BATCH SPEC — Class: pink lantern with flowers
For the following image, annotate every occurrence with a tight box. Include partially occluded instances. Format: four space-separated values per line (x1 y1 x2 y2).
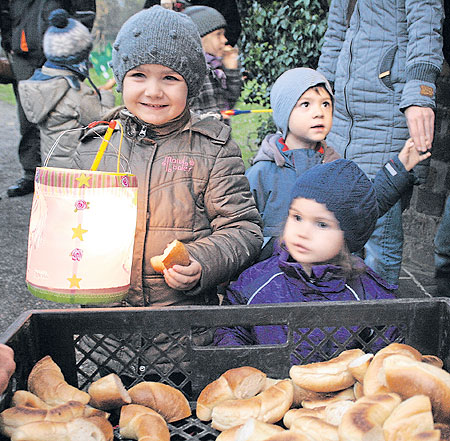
26 120 138 304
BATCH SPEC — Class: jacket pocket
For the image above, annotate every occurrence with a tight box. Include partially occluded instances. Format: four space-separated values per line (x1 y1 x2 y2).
378 45 398 92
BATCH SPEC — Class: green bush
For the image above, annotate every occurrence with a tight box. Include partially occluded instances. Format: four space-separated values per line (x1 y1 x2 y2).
237 0 329 142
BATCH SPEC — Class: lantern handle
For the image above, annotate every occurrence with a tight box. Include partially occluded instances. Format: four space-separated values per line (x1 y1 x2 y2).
90 120 117 171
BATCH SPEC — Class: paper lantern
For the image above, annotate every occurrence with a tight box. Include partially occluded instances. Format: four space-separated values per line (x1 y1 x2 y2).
26 166 138 304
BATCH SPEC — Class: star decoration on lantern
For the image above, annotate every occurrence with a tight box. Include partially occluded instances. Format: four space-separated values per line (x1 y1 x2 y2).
76 173 91 188
72 224 88 241
67 274 82 288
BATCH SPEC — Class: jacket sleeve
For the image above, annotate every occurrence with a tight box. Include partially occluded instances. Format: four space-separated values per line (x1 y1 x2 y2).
373 156 416 218
77 89 116 126
214 285 258 347
245 163 268 219
399 0 444 111
184 139 263 296
317 0 347 85
71 0 96 30
222 67 243 109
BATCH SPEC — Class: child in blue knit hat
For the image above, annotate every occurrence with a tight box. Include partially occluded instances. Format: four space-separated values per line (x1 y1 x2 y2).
246 67 431 260
18 9 115 169
215 159 406 363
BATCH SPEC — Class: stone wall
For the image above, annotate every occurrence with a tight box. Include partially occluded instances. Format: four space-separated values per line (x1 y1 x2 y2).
402 62 450 272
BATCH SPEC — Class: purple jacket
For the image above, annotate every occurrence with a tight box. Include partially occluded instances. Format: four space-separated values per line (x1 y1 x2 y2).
214 245 398 364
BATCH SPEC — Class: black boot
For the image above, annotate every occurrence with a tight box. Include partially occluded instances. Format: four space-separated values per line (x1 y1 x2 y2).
7 176 35 197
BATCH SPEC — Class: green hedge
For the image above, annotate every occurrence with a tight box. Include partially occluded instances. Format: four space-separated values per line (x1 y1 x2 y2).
238 0 328 108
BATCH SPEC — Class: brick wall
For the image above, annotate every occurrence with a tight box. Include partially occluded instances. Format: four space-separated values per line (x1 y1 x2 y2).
402 62 450 272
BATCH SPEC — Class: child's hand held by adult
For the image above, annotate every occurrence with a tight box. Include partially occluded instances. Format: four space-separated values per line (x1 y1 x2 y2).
164 259 202 291
398 137 432 172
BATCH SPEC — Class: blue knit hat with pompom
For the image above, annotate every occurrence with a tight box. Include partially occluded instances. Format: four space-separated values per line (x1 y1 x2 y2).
43 9 93 66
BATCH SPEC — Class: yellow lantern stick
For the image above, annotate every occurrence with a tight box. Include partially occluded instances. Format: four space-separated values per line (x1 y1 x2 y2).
221 109 273 116
90 120 117 171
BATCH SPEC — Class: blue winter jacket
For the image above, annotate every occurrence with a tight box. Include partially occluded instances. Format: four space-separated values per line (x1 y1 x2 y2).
318 0 444 180
246 134 417 241
214 245 398 364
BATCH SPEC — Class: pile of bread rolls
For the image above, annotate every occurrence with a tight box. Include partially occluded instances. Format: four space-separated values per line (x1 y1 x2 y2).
195 344 450 441
0 355 191 441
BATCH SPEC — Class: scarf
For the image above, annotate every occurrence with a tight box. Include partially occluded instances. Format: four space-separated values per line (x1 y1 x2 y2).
204 52 227 89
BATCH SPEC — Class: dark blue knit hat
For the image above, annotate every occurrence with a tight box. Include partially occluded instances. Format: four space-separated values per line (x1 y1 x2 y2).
290 159 378 253
43 9 93 65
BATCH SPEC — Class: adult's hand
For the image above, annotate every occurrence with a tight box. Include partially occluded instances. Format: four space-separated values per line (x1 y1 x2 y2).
0 344 15 394
404 106 435 152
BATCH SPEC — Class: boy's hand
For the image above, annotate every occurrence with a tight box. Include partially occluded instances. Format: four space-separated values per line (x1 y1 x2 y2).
163 258 202 291
222 45 239 69
398 138 431 172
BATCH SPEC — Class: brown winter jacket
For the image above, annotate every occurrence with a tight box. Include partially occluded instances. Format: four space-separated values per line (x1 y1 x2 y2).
72 109 263 307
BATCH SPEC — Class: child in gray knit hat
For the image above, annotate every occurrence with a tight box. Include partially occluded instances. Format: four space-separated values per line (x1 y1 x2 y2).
184 5 242 123
18 9 115 169
71 5 262 309
246 67 431 261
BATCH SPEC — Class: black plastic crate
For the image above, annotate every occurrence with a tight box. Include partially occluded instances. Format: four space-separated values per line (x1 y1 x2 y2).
1 298 450 440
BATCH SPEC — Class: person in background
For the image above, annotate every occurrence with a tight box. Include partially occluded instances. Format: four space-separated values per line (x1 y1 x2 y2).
0 0 96 197
184 5 242 123
215 160 400 364
0 344 15 394
143 0 241 46
317 0 444 285
18 9 114 169
246 67 431 261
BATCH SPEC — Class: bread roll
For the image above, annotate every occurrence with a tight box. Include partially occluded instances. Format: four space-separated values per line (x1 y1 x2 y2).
338 393 402 441
128 381 191 422
150 240 190 273
408 431 441 441
347 353 373 383
211 379 293 431
11 391 51 409
236 418 285 441
265 432 311 441
301 387 354 409
88 373 131 410
353 381 364 400
383 354 450 422
119 404 169 441
196 366 267 421
434 423 450 441
289 349 364 392
383 395 434 441
0 401 86 437
362 343 422 396
290 416 339 441
324 400 355 426
10 416 113 441
283 407 326 429
27 356 90 406
422 354 444 368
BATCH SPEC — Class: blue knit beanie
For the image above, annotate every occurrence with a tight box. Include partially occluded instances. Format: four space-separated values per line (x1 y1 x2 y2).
184 6 227 37
43 9 93 66
111 5 206 98
270 68 334 138
290 159 378 253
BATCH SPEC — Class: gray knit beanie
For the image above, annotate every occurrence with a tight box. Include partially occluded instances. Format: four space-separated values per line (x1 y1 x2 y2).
111 5 206 98
43 9 93 65
183 6 227 37
270 67 334 138
290 159 378 253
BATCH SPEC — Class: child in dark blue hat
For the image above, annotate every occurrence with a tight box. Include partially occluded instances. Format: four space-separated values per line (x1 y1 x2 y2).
215 159 416 363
